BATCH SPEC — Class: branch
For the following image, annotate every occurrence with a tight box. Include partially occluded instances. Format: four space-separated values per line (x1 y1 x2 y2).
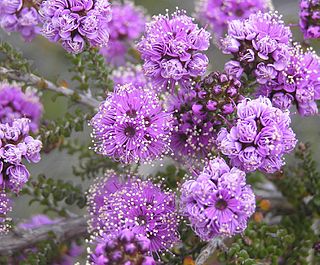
0 67 100 109
0 216 87 256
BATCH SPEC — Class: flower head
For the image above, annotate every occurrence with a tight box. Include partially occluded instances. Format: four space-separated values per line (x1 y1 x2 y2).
112 64 149 89
0 83 43 132
196 0 271 37
87 175 179 252
89 229 156 265
137 10 210 91
39 0 111 53
168 71 243 164
0 118 42 193
180 157 255 240
0 0 40 41
258 45 320 116
217 97 297 173
100 1 146 66
90 84 172 164
299 0 320 39
222 12 292 85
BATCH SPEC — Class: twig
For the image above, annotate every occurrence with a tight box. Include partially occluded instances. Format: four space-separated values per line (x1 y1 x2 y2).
195 237 225 265
0 67 100 109
0 216 87 256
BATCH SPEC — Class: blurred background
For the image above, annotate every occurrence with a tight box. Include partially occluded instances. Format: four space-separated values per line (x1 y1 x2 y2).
0 0 319 246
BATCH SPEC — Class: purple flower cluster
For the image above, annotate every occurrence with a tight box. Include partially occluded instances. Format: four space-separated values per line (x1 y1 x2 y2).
300 0 320 39
0 118 42 193
168 71 243 164
89 229 156 265
90 84 172 164
180 157 255 240
258 46 320 116
196 0 270 37
217 97 297 173
100 1 146 66
39 0 112 54
87 174 179 252
222 12 292 85
0 83 43 132
0 0 41 41
137 10 210 91
18 214 83 265
112 64 149 89
0 191 12 234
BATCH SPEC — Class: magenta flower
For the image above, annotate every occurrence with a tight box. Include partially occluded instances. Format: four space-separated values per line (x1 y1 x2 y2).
0 118 42 193
217 97 297 173
0 0 40 42
180 157 255 240
39 0 111 53
137 10 210 91
300 0 320 39
222 12 292 86
196 0 270 37
100 1 146 66
90 84 172 164
168 71 243 165
89 229 156 265
257 46 320 117
87 176 179 252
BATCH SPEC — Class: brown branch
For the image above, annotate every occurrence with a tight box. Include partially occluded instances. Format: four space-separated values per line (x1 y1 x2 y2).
0 66 100 109
0 216 87 256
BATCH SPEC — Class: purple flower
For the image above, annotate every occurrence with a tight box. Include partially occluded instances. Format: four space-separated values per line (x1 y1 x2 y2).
300 0 320 39
39 0 112 53
180 157 255 240
100 1 146 66
257 46 320 116
90 84 172 164
88 177 179 252
222 12 292 85
0 118 42 193
217 97 297 173
137 10 210 91
196 0 270 38
0 1 40 42
89 229 156 265
168 71 243 165
0 83 43 132
112 64 149 89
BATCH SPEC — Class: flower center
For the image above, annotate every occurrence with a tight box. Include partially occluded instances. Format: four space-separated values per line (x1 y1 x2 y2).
124 126 136 138
215 199 228 210
126 109 137 118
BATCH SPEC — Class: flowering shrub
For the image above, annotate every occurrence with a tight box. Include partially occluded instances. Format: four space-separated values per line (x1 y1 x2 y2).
0 1 320 265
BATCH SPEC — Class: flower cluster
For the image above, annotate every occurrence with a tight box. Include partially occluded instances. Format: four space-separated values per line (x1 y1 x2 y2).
168 71 243 164
0 118 42 193
299 0 320 39
258 46 320 116
137 10 210 91
0 83 43 132
100 1 146 66
39 0 111 53
89 229 156 265
112 64 149 89
222 12 292 85
0 0 41 41
180 157 255 240
217 97 297 173
90 84 172 164
87 174 179 252
0 191 12 234
196 0 270 38
18 215 83 265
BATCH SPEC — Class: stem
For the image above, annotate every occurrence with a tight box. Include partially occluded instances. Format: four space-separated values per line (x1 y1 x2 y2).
195 237 225 265
0 67 100 109
0 216 87 256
